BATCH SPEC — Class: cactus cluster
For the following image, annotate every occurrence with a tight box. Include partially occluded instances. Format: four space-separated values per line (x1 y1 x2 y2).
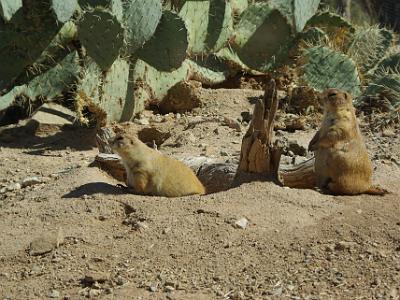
1 0 399 123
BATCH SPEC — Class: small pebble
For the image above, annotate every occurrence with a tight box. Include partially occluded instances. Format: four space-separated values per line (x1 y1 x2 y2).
234 217 248 229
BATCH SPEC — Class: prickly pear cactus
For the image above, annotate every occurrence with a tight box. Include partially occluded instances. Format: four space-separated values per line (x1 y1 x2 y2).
123 0 162 54
179 0 233 55
101 58 131 122
15 21 78 86
78 0 123 21
270 0 321 32
299 27 329 45
306 11 354 50
293 0 321 32
347 26 394 74
77 57 102 103
0 86 26 112
138 11 188 72
76 57 132 123
0 0 22 22
363 74 400 110
78 8 124 71
0 51 81 112
25 51 81 100
374 53 400 74
51 0 78 23
0 0 62 90
232 3 293 72
231 0 248 18
300 45 361 97
187 59 227 85
133 59 191 114
306 11 354 32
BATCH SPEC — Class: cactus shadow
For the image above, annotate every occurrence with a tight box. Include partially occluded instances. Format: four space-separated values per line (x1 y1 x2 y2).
0 123 97 153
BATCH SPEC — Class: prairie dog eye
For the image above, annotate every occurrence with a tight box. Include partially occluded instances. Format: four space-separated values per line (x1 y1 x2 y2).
328 91 337 98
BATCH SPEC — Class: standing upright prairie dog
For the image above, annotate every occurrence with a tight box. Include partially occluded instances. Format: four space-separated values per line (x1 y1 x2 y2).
308 88 386 195
110 133 206 197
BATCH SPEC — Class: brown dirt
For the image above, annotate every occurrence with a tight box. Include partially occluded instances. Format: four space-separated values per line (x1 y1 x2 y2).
0 87 399 300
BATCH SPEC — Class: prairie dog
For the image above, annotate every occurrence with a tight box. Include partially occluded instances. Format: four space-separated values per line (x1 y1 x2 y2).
110 133 206 197
308 88 386 195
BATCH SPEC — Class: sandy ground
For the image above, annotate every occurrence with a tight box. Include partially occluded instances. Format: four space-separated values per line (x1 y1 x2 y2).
0 88 399 300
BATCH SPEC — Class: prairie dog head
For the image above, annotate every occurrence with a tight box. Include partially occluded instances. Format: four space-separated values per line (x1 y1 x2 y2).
323 88 353 111
110 133 142 156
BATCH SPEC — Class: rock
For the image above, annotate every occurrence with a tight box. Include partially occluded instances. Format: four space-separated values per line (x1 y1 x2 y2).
162 227 171 234
138 127 171 147
21 176 47 188
134 221 148 231
47 289 60 298
149 286 157 292
390 288 398 298
382 129 396 138
174 132 197 147
159 80 202 114
220 151 229 156
89 289 101 298
115 276 125 286
134 117 150 126
234 218 249 229
25 103 76 134
287 140 307 157
1 182 21 193
82 272 111 285
95 153 126 182
178 156 218 174
275 113 307 131
231 291 245 300
29 228 64 256
164 285 175 292
334 241 357 251
241 111 252 123
222 117 241 132
197 162 236 194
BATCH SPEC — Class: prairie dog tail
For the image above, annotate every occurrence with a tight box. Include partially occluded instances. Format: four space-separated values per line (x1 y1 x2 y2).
365 186 389 196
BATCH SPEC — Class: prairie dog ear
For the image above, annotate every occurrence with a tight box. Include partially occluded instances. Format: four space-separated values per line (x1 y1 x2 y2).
344 91 352 102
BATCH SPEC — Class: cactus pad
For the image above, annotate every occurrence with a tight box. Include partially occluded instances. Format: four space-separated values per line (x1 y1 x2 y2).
348 26 394 74
374 53 400 74
77 57 102 104
363 74 400 110
100 58 131 122
231 0 248 18
25 51 81 100
0 0 22 22
123 0 162 54
187 59 227 86
78 8 124 71
51 0 78 23
132 59 191 114
179 0 233 55
300 45 361 97
293 0 321 32
270 0 321 32
299 27 329 45
232 3 293 72
0 1 61 90
0 86 26 112
138 11 188 72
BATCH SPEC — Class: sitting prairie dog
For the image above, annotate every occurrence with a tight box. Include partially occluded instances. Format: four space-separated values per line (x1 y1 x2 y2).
110 133 206 197
308 88 387 195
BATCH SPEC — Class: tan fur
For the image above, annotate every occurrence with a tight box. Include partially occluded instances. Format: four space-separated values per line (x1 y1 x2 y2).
308 88 387 196
110 133 206 197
